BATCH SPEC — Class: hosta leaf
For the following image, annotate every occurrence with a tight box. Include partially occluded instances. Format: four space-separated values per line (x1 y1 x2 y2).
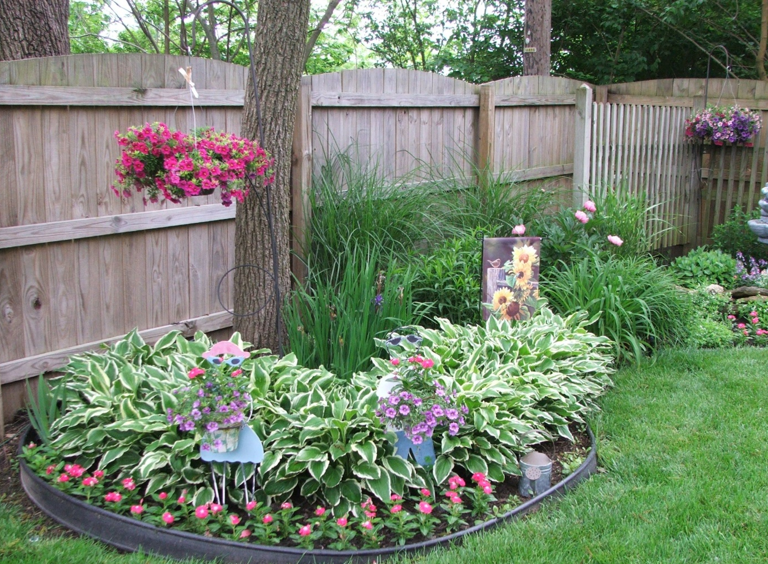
324 485 341 506
322 464 344 489
480 446 505 466
263 476 299 496
364 471 391 502
382 456 412 480
487 461 506 482
119 398 141 420
88 365 111 396
295 446 325 462
557 425 574 441
172 439 197 455
100 446 130 468
329 443 346 461
301 478 321 497
340 480 362 503
352 441 377 465
119 366 139 394
464 454 488 475
153 331 180 351
309 457 330 482
138 453 169 480
182 466 205 483
334 498 351 516
299 427 327 445
352 462 381 480
259 452 282 476
432 455 454 485
192 487 214 506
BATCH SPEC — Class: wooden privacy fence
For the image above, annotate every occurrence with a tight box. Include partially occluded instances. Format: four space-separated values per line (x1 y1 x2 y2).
5 55 768 429
0 54 250 429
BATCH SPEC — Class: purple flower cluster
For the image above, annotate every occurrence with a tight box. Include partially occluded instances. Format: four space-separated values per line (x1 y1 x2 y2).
168 365 251 435
376 382 468 443
736 251 768 284
685 106 761 145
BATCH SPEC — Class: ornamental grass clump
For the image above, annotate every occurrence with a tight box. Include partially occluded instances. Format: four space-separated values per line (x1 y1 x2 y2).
112 122 274 206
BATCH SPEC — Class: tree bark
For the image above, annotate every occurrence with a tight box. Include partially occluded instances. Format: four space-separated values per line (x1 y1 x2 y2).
234 0 311 353
0 0 70 61
523 0 551 76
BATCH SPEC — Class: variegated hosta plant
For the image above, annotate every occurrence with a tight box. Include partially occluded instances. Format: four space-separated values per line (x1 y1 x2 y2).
370 306 615 486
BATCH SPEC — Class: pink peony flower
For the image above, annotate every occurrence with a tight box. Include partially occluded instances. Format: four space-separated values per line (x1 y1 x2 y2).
336 517 348 527
263 514 273 524
246 501 257 511
162 512 174 524
607 235 623 247
583 200 597 213
195 506 209 519
298 524 312 537
512 224 526 235
418 501 433 514
158 492 168 500
130 504 144 515
314 507 326 517
105 492 122 503
575 210 589 224
230 514 241 526
361 520 373 530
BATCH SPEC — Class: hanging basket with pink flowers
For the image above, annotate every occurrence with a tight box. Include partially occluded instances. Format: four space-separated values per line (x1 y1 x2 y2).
112 122 274 206
684 105 762 147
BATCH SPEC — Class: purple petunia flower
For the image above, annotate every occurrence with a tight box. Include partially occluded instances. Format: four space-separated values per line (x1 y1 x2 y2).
412 434 423 445
206 421 219 432
446 408 459 420
431 405 444 417
388 395 401 405
385 407 397 418
399 405 410 415
448 422 460 435
191 409 202 420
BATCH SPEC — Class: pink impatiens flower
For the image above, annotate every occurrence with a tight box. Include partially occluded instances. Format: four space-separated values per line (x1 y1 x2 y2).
391 504 403 514
210 503 223 515
280 502 292 510
361 520 373 530
575 210 589 224
583 200 597 213
607 235 623 247
314 507 326 517
391 358 400 366
46 465 55 475
158 492 168 500
246 501 257 511
122 478 136 491
195 506 209 519
420 488 432 497
130 504 144 515
512 224 526 235
57 474 70 483
82 477 98 487
737 323 747 329
162 512 174 524
418 501 433 514
298 524 312 537
93 469 104 479
263 514 273 524
105 492 122 503
336 517 348 527
230 514 241 526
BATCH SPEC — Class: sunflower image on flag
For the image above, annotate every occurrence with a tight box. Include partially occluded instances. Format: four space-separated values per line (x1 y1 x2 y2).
481 237 541 322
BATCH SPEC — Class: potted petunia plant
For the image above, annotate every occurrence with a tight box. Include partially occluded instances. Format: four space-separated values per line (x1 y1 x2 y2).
684 105 762 146
112 122 274 206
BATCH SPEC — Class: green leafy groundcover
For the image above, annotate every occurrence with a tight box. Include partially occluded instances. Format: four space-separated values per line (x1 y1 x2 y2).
23 307 613 549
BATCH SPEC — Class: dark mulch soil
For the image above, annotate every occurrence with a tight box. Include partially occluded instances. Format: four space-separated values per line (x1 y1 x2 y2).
0 410 592 548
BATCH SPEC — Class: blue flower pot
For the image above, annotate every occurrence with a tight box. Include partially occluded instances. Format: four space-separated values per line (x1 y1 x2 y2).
394 431 435 467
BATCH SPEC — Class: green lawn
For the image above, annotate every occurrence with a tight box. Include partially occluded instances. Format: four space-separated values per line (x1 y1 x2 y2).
3 348 768 563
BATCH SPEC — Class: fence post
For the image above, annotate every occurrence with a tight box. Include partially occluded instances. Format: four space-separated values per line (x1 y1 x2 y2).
687 95 705 250
572 83 593 208
291 76 312 286
477 85 495 187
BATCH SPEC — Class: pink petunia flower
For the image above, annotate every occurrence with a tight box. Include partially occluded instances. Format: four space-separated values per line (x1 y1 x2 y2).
583 200 597 213
575 210 589 224
512 224 526 235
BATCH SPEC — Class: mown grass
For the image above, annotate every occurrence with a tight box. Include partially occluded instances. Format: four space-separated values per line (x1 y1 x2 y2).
3 348 768 563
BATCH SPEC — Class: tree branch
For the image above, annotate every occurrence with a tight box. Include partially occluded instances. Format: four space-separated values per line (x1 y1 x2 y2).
303 0 343 66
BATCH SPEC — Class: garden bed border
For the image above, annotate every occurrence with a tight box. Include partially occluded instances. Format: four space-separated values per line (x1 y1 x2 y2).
20 427 597 564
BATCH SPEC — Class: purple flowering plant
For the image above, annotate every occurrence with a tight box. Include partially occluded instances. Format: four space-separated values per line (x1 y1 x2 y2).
375 355 467 444
167 363 251 438
735 251 768 285
684 105 761 146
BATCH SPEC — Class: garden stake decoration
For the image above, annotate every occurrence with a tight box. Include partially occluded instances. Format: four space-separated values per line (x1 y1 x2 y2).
169 341 265 506
482 236 542 321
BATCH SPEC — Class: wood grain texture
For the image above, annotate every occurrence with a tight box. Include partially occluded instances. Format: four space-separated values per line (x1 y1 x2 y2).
0 205 236 249
0 85 245 106
0 249 24 363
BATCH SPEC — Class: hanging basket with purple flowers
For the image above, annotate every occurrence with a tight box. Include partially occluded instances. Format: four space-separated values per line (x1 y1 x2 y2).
684 105 762 146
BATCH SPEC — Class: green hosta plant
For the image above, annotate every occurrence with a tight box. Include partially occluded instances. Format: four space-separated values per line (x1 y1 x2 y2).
369 307 614 485
670 247 737 289
254 357 428 514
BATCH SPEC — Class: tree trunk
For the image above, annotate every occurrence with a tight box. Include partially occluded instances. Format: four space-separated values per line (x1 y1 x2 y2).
523 0 551 76
0 0 70 61
758 0 768 81
234 0 311 353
